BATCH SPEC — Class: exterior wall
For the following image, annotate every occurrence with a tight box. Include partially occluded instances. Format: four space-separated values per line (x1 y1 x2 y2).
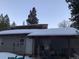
0 35 33 56
10 24 48 29
32 36 79 59
70 38 79 48
32 36 72 59
38 37 69 48
70 38 79 55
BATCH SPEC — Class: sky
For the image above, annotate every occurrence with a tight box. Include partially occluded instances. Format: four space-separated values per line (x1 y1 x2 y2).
0 0 70 59
0 0 70 28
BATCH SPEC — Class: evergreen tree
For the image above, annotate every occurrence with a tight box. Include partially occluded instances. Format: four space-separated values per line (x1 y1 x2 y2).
26 7 39 25
11 21 16 27
4 14 10 27
0 14 10 30
23 21 25 26
66 0 79 29
0 14 3 23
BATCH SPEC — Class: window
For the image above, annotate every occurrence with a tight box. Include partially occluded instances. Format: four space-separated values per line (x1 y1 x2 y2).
1 42 4 45
20 39 24 45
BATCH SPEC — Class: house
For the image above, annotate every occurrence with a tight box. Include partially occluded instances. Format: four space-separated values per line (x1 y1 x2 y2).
0 24 78 59
28 28 79 59
0 24 48 56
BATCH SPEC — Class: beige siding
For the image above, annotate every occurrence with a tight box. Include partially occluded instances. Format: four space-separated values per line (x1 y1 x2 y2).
0 36 26 55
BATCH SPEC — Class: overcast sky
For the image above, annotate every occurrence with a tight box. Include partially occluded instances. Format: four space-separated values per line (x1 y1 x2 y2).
0 0 70 59
0 0 70 28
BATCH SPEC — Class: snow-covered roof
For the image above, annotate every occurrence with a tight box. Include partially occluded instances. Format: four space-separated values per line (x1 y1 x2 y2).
28 28 79 36
0 28 78 36
0 29 42 35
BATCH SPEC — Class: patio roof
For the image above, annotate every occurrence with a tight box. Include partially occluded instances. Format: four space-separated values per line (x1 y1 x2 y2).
28 28 79 36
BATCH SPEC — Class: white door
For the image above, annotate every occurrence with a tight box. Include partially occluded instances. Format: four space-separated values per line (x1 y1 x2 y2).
25 38 33 55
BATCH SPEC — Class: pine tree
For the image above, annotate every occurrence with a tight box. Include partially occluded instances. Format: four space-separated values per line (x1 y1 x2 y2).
4 14 10 27
26 7 39 25
0 14 10 30
66 0 79 29
0 14 3 23
11 21 16 27
23 21 25 26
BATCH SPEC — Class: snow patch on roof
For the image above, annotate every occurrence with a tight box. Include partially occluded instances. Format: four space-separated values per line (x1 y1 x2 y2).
28 27 79 36
0 29 42 35
0 27 78 36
